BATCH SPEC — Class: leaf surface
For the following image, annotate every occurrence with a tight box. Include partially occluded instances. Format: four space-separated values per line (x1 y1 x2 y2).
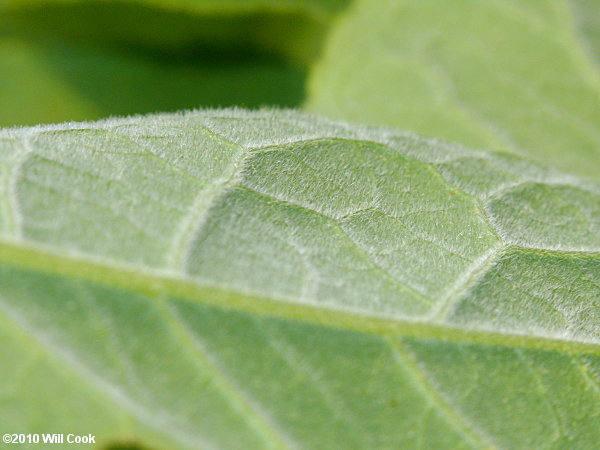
307 0 600 179
0 109 599 449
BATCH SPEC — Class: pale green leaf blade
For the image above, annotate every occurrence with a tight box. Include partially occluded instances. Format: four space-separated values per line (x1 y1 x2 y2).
0 109 598 448
306 0 600 179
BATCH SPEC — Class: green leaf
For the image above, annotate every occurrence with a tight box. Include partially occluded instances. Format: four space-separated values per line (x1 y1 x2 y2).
306 0 600 180
0 109 598 448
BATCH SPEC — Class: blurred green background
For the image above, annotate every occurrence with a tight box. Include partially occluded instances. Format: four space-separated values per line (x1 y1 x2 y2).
0 0 348 127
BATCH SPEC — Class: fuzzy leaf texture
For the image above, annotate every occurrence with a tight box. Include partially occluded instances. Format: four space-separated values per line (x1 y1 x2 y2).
0 109 598 449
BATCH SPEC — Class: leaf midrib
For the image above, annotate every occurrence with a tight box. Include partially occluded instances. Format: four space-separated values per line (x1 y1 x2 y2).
1 238 598 355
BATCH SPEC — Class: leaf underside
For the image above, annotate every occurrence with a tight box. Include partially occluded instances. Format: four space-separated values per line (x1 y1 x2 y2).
0 109 599 449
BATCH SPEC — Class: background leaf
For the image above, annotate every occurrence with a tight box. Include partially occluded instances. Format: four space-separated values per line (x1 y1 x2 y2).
306 0 600 179
0 109 598 448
